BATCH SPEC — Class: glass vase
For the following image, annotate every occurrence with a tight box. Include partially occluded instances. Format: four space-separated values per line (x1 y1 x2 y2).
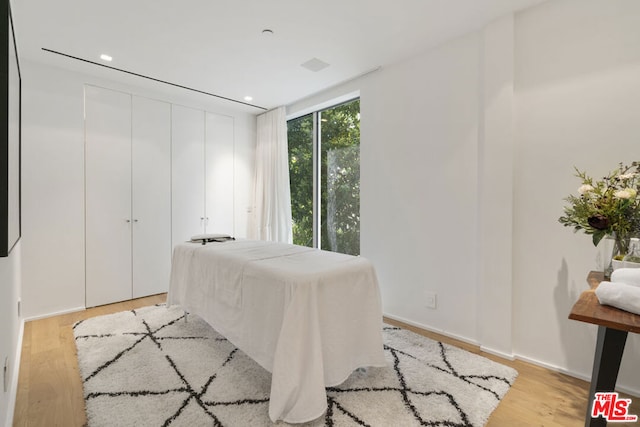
604 234 625 279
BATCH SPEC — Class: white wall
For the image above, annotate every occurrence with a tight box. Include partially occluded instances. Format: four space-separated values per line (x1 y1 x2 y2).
0 243 21 427
478 14 514 358
361 31 481 343
289 22 507 348
288 0 640 394
513 0 640 392
20 60 256 319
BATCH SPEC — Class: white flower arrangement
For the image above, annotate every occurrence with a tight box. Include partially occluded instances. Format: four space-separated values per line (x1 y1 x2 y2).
559 162 640 256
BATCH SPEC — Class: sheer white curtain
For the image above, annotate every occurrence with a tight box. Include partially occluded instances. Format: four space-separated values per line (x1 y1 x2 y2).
250 107 293 243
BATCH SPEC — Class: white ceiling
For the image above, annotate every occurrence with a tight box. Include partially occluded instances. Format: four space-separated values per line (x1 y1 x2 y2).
14 0 547 112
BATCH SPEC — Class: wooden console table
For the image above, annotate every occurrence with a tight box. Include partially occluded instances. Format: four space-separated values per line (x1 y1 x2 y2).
569 271 640 426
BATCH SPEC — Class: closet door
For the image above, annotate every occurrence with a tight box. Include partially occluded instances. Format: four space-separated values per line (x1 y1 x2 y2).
132 97 171 298
205 112 235 234
171 105 205 245
85 86 132 307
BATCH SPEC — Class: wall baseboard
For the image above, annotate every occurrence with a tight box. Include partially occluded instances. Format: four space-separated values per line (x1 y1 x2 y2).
4 319 24 427
384 312 515 360
23 306 85 323
384 313 565 372
383 312 480 347
513 353 640 398
479 345 515 361
384 312 640 397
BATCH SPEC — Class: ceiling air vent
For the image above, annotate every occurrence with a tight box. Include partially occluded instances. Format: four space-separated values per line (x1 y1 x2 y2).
301 58 330 72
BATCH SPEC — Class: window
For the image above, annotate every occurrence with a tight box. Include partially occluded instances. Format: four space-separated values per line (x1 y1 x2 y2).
287 98 360 255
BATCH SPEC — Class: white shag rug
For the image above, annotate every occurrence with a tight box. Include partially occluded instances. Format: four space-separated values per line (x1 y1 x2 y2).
73 305 517 427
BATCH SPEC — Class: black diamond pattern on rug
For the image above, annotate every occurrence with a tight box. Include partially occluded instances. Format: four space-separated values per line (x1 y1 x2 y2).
74 305 517 426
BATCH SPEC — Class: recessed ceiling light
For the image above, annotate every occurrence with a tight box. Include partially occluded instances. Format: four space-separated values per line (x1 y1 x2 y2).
100 54 112 62
244 96 253 102
262 29 274 36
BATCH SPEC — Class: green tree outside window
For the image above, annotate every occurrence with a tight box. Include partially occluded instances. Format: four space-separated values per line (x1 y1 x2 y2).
287 99 360 255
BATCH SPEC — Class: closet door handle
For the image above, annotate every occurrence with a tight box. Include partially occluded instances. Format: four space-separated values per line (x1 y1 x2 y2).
126 219 131 223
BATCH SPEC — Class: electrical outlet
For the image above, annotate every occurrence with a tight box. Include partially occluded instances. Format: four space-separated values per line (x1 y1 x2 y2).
3 356 8 393
425 291 437 309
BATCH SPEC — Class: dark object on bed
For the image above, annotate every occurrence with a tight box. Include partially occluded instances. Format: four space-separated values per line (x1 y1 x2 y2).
190 234 235 245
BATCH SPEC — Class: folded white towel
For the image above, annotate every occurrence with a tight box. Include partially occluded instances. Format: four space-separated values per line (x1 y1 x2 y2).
596 281 640 315
611 268 640 287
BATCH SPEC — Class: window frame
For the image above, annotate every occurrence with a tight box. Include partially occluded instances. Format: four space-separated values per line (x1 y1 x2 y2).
287 96 360 251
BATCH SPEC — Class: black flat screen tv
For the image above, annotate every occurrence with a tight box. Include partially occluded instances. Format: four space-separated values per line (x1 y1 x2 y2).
0 0 21 257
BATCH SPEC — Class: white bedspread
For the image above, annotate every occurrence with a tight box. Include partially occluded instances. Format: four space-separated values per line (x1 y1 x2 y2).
168 240 387 423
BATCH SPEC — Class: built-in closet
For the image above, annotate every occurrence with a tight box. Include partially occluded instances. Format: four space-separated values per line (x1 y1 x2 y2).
85 86 172 307
84 86 234 307
171 105 234 245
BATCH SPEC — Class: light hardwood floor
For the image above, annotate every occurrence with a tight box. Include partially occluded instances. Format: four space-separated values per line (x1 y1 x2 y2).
12 294 640 426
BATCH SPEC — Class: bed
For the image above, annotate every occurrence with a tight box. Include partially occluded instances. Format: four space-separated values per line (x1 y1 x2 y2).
167 239 386 423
